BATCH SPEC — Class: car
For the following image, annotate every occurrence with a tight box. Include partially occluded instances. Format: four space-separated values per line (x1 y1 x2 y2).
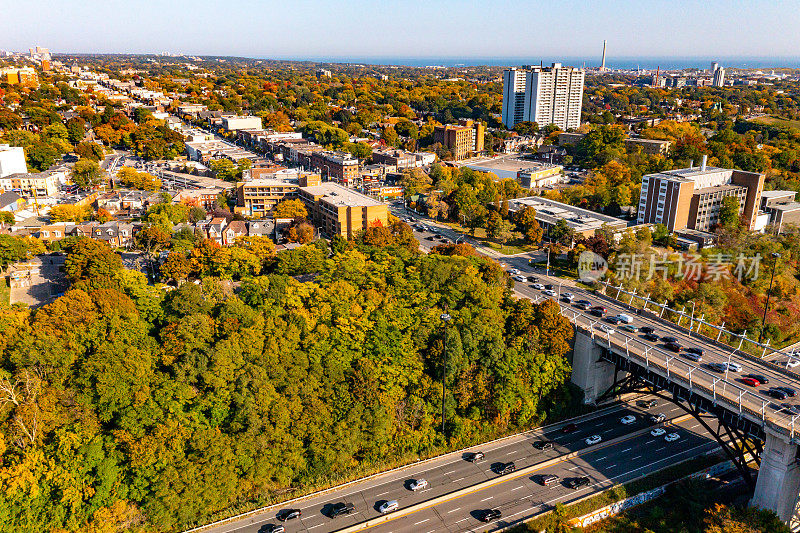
480 509 502 522
640 326 655 334
278 509 302 521
708 362 726 373
262 525 285 533
508 269 520 275
467 451 485 462
620 324 639 333
567 476 592 490
561 423 578 433
650 413 666 424
528 276 539 282
686 347 704 356
664 433 680 442
597 324 615 334
767 388 788 400
650 427 666 437
544 284 554 290
329 502 356 517
378 500 399 514
661 336 679 343
745 374 770 385
620 414 636 425
727 362 743 372
425 235 436 240
532 283 545 290
561 292 575 302
543 289 557 297
496 461 516 475
665 341 682 352
613 314 634 324
585 435 602 446
409 479 429 491
532 440 554 451
540 474 560 486
590 306 607 315
777 386 797 397
513 275 527 282
575 300 592 310
741 377 760 387
606 316 622 325
787 359 800 368
643 333 660 342
683 351 702 362
638 399 658 409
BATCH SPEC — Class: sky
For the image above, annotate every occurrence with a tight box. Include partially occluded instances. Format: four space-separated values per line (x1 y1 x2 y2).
1 0 799 63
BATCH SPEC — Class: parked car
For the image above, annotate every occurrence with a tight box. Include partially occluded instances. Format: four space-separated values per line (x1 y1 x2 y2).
620 415 636 425
329 502 356 518
567 476 591 490
467 451 485 462
379 500 399 514
532 441 554 451
650 427 666 437
540 474 560 486
665 433 680 442
585 435 602 446
409 479 429 491
480 509 502 522
496 462 516 475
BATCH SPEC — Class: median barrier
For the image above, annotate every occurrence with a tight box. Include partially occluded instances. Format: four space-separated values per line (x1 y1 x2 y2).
183 399 640 533
331 415 693 533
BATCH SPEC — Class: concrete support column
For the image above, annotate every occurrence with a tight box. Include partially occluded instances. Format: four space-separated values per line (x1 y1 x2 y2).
570 329 618 404
751 431 800 525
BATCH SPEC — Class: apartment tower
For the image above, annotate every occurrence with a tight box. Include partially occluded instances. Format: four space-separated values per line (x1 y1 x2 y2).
502 63 585 130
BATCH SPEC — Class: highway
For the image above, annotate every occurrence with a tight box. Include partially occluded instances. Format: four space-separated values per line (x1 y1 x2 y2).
195 397 716 533
392 207 800 435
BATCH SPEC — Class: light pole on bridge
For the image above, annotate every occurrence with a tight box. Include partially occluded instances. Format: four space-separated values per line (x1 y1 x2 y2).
758 252 780 345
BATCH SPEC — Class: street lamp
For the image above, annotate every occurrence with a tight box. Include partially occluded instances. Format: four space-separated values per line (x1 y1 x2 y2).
758 252 781 345
689 301 696 338
440 312 452 437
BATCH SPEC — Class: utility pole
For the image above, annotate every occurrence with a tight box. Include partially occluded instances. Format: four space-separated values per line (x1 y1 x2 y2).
440 312 452 437
758 252 780 344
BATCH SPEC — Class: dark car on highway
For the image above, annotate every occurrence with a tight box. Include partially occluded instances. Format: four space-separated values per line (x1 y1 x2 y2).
767 388 788 400
467 451 485 462
643 333 660 342
575 300 592 310
496 461 516 475
665 341 682 352
532 440 554 451
638 399 658 409
683 351 702 362
686 347 704 356
640 326 655 334
567 476 592 490
777 386 797 397
661 336 679 343
590 306 607 317
745 374 770 385
329 502 356 518
277 509 301 521
561 422 578 433
480 509 502 522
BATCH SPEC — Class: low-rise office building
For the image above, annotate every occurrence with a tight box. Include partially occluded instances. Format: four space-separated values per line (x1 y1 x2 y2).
761 190 800 233
517 163 563 188
508 196 627 239
624 138 671 155
235 172 321 218
0 170 66 198
299 182 388 239
310 151 360 185
221 115 262 131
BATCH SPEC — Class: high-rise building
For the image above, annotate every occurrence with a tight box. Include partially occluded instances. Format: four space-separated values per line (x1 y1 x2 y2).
502 68 528 128
637 155 764 232
711 62 725 87
502 63 585 130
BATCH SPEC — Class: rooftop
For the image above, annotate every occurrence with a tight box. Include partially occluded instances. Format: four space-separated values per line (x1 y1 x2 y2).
509 196 626 233
301 182 384 207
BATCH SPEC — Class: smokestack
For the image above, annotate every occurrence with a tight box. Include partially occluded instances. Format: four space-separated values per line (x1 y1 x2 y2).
701 154 708 171
601 40 607 71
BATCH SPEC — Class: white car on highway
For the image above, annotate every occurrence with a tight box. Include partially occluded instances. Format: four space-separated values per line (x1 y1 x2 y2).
409 479 428 491
543 289 557 297
532 283 545 290
508 268 520 275
725 362 743 372
379 500 399 513
513 275 527 282
620 415 636 425
650 427 666 437
585 435 602 446
597 324 615 335
665 433 680 442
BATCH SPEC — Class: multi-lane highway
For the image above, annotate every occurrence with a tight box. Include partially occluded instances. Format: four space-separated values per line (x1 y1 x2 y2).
195 398 718 533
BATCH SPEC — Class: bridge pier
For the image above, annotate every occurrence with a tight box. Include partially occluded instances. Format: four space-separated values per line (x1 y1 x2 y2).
751 430 800 525
570 330 618 404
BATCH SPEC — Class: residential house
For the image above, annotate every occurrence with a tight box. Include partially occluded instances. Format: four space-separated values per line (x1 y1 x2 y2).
223 220 247 245
91 221 134 248
206 217 227 244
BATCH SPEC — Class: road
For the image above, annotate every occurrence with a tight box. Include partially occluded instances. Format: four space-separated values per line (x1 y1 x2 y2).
391 207 800 431
196 397 717 533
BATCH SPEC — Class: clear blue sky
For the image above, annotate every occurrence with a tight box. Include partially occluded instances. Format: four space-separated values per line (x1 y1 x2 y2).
1 0 798 61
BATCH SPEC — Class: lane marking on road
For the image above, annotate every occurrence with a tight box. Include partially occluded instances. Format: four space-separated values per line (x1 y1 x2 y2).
414 519 429 525
567 466 581 470
447 508 461 514
506 451 517 455
452 478 464 483
443 471 456 476
511 486 525 491
621 447 632 452
606 464 617 469
480 496 493 502
307 524 324 530
631 455 642 460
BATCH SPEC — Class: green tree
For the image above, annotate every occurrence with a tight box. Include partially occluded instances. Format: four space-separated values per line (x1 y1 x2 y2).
71 158 103 188
719 195 741 229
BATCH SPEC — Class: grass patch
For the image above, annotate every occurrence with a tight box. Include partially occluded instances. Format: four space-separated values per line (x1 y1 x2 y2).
511 452 725 532
750 115 800 130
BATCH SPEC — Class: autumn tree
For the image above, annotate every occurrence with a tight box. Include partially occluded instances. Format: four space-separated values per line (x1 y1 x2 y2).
71 158 103 188
274 199 308 219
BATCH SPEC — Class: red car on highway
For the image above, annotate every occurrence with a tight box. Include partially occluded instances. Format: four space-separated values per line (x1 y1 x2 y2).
741 377 760 387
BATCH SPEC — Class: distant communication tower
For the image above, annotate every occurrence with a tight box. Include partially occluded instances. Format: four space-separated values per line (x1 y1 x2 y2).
600 40 607 72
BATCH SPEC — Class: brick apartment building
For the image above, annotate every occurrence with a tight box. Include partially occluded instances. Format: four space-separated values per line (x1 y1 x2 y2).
298 182 388 239
433 119 485 160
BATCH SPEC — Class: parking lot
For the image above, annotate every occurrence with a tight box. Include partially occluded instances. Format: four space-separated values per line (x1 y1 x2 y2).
9 255 69 308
